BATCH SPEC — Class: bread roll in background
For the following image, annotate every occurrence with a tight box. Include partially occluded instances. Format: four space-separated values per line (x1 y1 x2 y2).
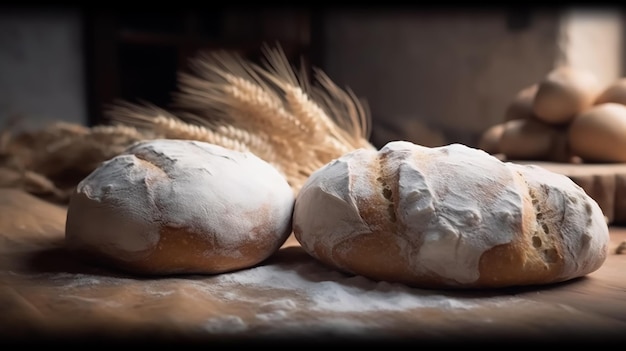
498 118 572 162
293 141 609 289
568 103 626 163
477 123 505 155
595 77 626 105
65 139 295 275
504 83 538 121
533 66 602 125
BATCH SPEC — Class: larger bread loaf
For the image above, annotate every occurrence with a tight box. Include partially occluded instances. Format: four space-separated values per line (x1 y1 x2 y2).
293 141 610 289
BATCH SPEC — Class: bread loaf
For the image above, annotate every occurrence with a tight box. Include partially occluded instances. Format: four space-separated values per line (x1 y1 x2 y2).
532 66 601 125
504 83 538 121
498 118 572 163
65 139 295 275
293 141 610 289
568 103 626 163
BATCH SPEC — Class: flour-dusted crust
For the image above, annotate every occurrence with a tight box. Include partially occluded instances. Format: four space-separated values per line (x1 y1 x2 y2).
293 141 610 289
65 139 295 275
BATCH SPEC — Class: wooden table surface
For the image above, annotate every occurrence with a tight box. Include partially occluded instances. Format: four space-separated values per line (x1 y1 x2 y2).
0 188 625 346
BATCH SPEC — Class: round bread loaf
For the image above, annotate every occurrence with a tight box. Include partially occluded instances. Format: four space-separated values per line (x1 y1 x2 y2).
568 103 626 163
504 83 538 121
498 118 572 163
532 66 601 125
477 123 505 155
65 139 295 275
595 77 626 105
293 141 610 289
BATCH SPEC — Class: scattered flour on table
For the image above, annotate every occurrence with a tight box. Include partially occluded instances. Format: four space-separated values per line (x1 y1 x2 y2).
203 260 517 313
255 299 298 321
9 259 530 336
191 261 535 336
202 315 248 334
10 263 526 314
58 294 125 308
12 271 109 288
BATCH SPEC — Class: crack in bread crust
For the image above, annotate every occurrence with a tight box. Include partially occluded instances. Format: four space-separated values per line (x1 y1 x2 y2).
477 170 565 287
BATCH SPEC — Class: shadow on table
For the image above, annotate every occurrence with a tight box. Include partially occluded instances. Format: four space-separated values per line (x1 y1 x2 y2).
11 234 592 299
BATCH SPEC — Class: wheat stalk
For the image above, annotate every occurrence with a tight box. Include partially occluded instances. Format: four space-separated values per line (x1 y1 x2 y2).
106 101 298 180
105 43 374 194
1 44 374 199
0 119 154 203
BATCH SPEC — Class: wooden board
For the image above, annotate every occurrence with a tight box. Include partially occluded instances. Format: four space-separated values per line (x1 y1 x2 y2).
512 161 626 225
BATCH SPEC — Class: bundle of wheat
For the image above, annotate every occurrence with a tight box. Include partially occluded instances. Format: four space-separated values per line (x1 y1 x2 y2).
0 121 154 202
0 44 374 201
107 44 374 193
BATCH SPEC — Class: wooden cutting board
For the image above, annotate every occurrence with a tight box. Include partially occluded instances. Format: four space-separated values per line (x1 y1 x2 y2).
512 161 626 225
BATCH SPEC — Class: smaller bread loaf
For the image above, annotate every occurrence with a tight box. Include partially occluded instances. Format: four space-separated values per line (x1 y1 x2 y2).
293 141 610 289
65 139 295 275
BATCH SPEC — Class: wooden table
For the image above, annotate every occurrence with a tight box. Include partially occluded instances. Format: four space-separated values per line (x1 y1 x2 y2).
1 188 625 346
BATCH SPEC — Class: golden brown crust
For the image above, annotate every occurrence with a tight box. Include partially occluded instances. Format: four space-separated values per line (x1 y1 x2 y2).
71 222 291 276
476 172 565 287
148 224 286 274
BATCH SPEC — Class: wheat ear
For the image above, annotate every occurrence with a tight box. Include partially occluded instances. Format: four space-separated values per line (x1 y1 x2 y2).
106 44 374 193
105 100 293 178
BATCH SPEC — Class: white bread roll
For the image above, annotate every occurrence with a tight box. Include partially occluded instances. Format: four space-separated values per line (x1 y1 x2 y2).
293 141 609 289
65 139 295 275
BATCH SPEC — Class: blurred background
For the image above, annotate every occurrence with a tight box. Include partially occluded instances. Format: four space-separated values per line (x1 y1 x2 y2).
0 5 624 149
